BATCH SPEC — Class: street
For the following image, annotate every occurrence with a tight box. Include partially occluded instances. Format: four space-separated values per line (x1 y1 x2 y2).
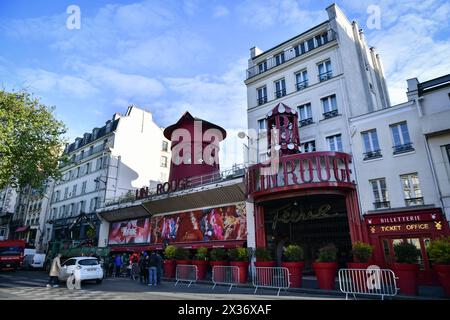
0 270 343 300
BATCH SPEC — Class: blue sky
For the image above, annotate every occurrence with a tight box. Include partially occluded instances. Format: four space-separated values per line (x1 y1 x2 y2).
1 0 449 168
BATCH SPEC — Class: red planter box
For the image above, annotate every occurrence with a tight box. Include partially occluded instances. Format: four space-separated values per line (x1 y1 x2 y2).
163 260 176 278
230 261 249 284
254 261 276 286
210 261 229 282
434 264 450 297
192 260 208 280
281 262 304 288
393 263 419 296
347 262 371 269
312 262 337 290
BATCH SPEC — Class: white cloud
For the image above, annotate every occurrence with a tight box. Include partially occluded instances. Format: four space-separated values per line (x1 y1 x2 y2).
236 0 326 30
213 5 230 18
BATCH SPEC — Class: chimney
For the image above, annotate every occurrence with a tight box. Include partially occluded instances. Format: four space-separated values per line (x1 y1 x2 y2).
250 46 263 58
112 113 121 121
406 78 419 101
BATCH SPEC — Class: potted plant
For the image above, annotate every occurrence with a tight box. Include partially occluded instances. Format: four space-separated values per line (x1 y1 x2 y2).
192 247 208 280
163 245 176 278
210 248 229 282
428 237 450 297
312 244 338 290
174 247 191 278
348 241 374 269
392 241 420 296
254 247 275 267
228 248 250 284
281 244 304 288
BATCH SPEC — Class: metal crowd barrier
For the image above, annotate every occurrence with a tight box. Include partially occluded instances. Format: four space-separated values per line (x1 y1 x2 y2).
175 264 198 287
211 266 240 292
338 267 398 300
252 267 290 296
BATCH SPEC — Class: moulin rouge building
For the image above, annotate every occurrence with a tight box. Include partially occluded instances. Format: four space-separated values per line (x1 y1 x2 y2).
244 3 450 281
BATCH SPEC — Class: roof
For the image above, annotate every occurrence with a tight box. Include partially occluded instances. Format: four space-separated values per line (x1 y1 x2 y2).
419 74 450 95
266 102 297 118
65 119 119 154
163 111 227 140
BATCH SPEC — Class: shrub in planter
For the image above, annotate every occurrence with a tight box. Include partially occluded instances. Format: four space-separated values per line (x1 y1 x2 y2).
349 242 374 269
174 247 192 278
163 245 176 278
393 241 420 296
281 244 304 288
192 247 208 280
254 247 275 286
228 248 250 284
210 248 229 282
312 244 338 290
428 237 450 296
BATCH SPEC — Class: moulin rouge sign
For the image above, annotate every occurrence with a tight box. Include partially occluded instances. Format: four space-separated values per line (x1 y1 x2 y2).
135 178 192 199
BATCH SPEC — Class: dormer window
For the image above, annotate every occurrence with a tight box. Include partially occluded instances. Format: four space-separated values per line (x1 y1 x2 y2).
274 52 285 66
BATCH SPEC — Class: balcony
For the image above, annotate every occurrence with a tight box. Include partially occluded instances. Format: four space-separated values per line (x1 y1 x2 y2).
393 143 414 155
296 80 308 91
257 96 268 105
299 118 313 127
318 70 333 82
246 29 336 80
275 89 286 99
405 197 424 206
363 150 382 161
373 201 390 209
323 109 338 119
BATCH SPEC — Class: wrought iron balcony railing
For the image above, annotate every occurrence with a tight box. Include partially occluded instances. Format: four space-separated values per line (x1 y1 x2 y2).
393 143 414 155
274 89 286 99
323 109 339 119
318 70 333 82
299 118 313 127
296 80 308 91
363 150 382 160
257 96 268 105
373 201 390 209
405 197 424 206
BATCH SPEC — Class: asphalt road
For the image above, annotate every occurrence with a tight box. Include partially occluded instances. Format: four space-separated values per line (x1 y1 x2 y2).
0 270 343 300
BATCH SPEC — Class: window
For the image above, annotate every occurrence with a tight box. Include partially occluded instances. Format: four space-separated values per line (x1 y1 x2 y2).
72 185 77 198
95 177 100 190
160 156 168 168
370 178 390 209
52 208 57 219
81 181 87 194
295 70 308 90
327 134 343 152
315 32 329 46
69 203 74 216
80 201 86 213
258 119 267 134
90 198 96 212
85 162 90 175
318 60 332 81
298 103 313 126
55 190 60 202
322 95 338 118
306 38 315 51
274 52 285 66
301 140 316 153
390 122 414 154
362 130 381 160
76 167 80 178
162 141 169 152
64 187 69 200
258 61 267 73
96 158 102 170
257 86 267 105
295 42 306 56
445 145 450 163
274 78 286 98
401 173 424 206
62 259 76 267
59 206 64 219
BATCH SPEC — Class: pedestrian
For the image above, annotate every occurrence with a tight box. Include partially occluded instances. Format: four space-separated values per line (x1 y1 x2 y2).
148 251 158 286
46 253 62 288
114 253 123 277
131 256 139 281
156 251 163 285
108 255 115 277
144 254 150 284
139 253 147 284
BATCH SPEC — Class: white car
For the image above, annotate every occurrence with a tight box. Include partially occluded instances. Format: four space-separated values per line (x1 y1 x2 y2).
58 257 103 284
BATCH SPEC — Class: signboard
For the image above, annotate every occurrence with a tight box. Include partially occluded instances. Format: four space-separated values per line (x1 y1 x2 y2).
107 203 247 246
368 221 443 234
366 211 443 225
108 217 151 245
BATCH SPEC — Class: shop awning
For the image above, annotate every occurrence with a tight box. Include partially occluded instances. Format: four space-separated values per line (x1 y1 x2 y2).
98 203 151 222
15 226 29 232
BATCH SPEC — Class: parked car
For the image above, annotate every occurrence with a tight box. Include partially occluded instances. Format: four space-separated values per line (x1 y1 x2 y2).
58 257 103 284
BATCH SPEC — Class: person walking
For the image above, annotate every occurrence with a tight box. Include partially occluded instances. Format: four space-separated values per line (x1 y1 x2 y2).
139 253 146 284
156 252 163 285
114 254 123 277
148 252 158 286
47 253 62 288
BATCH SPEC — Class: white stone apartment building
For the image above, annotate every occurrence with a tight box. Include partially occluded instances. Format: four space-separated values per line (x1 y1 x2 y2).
47 105 170 249
0 186 17 240
348 74 450 284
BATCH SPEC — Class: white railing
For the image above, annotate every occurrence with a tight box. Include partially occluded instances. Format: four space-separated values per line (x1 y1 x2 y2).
211 266 240 292
338 267 398 300
175 264 198 287
252 267 290 296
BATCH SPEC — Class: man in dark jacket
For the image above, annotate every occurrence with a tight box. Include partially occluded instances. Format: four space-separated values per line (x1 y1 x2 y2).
155 252 163 284
139 254 149 284
148 252 158 286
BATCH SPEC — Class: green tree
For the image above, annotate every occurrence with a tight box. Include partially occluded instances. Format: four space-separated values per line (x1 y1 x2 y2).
0 90 67 190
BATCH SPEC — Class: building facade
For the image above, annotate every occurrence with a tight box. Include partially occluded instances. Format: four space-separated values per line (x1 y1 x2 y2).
47 105 170 250
0 186 17 240
349 74 450 284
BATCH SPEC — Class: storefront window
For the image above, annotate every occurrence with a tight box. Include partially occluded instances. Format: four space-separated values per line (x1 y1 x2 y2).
382 239 391 264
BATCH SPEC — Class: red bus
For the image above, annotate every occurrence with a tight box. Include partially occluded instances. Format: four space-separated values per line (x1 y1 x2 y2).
0 240 25 271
